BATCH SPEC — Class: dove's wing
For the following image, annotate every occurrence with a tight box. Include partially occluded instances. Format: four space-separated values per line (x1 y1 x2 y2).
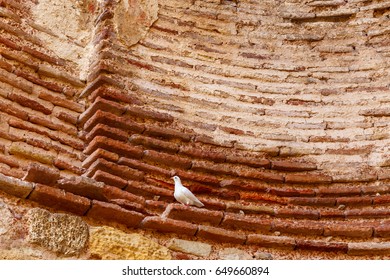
181 186 204 207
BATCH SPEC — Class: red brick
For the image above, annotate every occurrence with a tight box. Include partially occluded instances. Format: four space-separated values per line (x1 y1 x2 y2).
288 197 336 207
179 145 226 162
125 105 174 123
143 150 192 169
145 200 168 215
38 90 84 113
345 209 390 219
348 242 390 256
226 202 275 215
23 162 60 186
141 216 198 236
336 196 372 207
82 148 119 169
237 169 284 183
14 69 64 94
89 85 143 106
0 56 14 72
270 187 316 197
200 198 226 210
102 185 145 205
0 36 21 50
38 64 84 87
320 210 346 219
83 110 144 133
91 170 128 189
271 160 317 172
0 154 19 168
191 160 238 176
373 194 390 205
119 157 172 177
276 208 319 219
29 184 91 215
144 125 193 142
108 199 145 214
0 172 34 198
221 213 272 232
80 74 124 99
374 224 390 237
0 96 29 120
225 154 270 168
78 96 127 126
56 176 106 201
85 123 128 143
317 186 361 196
272 221 324 235
125 180 173 200
174 169 220 186
296 240 348 253
87 200 144 227
285 173 332 184
129 134 179 153
53 158 85 175
324 224 373 238
197 225 246 244
87 158 144 181
163 203 223 225
246 234 296 249
22 46 65 66
84 136 143 158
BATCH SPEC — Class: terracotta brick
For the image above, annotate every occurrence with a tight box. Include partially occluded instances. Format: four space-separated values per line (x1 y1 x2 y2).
125 180 173 200
129 134 180 153
38 64 84 87
143 150 192 169
226 202 275 215
348 242 390 256
194 134 235 148
296 240 348 253
85 123 128 143
80 74 124 99
91 170 128 189
163 203 223 225
102 185 145 204
0 153 19 168
174 169 220 186
87 200 144 227
374 224 390 237
270 187 316 197
373 195 390 205
82 148 119 169
197 225 246 244
288 197 336 207
271 161 317 172
191 160 238 176
221 213 272 232
83 110 144 133
225 155 270 168
9 141 55 165
89 85 143 106
336 196 372 207
28 114 77 136
14 69 64 94
200 198 226 210
317 186 361 196
145 200 168 214
53 158 84 175
141 216 198 236
125 105 174 123
320 210 346 219
285 173 332 184
90 158 145 181
119 157 172 177
246 234 296 250
276 208 319 219
272 221 324 235
23 162 60 186
0 36 20 50
38 90 84 113
78 96 127 126
84 136 143 159
362 185 390 195
237 169 284 183
324 224 373 238
56 176 106 201
345 209 390 219
179 145 226 162
0 56 14 72
0 172 34 198
0 96 29 120
144 125 193 142
29 184 91 215
108 199 145 214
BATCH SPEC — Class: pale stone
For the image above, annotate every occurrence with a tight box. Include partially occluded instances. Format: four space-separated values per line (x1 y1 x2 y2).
0 205 14 235
254 251 273 260
89 226 171 260
27 208 89 255
167 238 212 257
218 248 253 260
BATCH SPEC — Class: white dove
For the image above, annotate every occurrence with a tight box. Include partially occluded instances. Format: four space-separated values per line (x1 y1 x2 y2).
173 176 204 207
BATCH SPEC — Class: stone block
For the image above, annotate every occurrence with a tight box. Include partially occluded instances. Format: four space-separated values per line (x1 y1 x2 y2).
218 248 253 260
167 238 212 257
0 173 34 198
27 208 89 255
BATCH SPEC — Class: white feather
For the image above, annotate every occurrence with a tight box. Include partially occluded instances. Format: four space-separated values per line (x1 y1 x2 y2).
173 176 204 207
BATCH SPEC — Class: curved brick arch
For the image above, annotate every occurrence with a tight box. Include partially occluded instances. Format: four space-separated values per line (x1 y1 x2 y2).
0 0 390 259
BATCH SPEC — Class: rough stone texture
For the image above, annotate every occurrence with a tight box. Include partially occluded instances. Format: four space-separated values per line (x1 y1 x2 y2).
218 248 253 260
0 204 14 236
167 238 212 257
89 226 171 260
26 208 89 255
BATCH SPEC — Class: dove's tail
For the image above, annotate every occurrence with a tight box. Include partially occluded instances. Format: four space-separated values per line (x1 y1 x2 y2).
194 199 204 207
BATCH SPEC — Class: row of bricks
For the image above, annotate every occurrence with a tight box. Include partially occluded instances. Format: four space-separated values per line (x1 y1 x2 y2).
3 170 390 255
